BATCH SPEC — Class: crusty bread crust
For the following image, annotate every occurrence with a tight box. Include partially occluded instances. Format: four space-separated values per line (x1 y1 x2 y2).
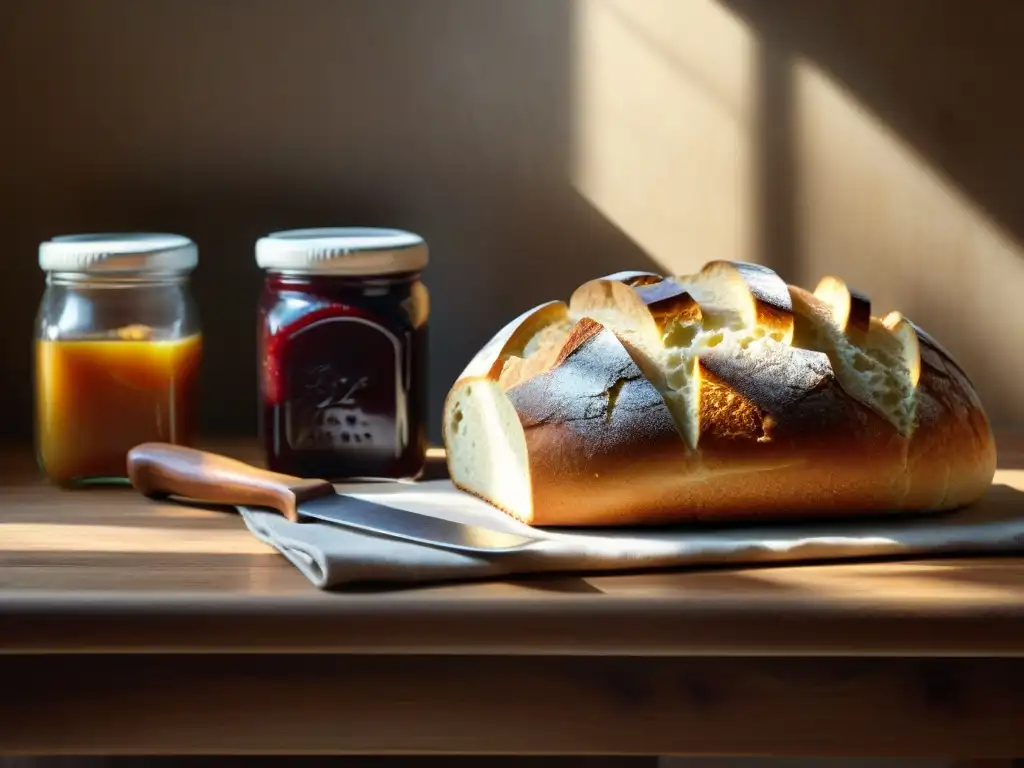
443 262 997 527
457 300 569 382
506 318 695 526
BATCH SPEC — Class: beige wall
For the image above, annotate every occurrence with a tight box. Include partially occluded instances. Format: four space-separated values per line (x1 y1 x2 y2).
2 0 1022 442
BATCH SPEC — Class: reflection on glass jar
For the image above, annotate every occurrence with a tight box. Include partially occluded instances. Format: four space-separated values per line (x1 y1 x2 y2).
256 228 429 481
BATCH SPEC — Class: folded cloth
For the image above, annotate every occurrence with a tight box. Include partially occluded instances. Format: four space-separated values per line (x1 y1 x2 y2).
239 476 1024 590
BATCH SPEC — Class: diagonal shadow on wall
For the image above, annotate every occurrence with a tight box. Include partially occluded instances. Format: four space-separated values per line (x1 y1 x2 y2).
2 0 1022 446
717 0 1024 429
721 0 1024 252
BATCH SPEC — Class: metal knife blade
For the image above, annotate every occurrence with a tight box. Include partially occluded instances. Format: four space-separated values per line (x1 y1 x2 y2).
298 493 535 553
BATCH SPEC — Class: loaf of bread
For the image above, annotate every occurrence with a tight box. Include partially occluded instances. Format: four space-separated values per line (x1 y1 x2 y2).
443 261 996 527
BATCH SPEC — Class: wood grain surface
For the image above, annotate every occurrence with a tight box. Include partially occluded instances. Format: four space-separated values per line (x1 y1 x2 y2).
4 439 1024 656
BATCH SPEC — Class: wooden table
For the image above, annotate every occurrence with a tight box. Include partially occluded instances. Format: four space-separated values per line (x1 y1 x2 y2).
4 440 1024 761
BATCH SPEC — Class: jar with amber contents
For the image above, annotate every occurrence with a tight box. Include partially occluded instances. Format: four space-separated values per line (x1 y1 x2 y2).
35 233 202 486
256 228 429 481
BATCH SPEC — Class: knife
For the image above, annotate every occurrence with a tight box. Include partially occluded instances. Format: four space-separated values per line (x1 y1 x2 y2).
126 443 537 554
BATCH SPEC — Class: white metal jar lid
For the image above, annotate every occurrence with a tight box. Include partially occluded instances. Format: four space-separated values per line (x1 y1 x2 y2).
38 233 199 273
255 228 428 276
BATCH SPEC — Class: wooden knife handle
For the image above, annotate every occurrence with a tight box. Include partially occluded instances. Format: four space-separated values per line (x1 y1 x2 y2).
126 443 336 523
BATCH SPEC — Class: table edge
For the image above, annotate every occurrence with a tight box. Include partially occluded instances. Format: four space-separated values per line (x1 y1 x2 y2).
5 587 1024 655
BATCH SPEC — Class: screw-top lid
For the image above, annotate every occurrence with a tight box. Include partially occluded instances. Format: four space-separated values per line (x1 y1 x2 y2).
255 227 428 275
38 233 198 273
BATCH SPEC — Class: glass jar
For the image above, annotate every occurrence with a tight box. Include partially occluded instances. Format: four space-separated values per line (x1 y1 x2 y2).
256 228 430 481
35 233 202 486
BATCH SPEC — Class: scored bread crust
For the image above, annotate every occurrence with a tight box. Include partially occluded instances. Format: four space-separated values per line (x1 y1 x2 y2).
443 262 997 527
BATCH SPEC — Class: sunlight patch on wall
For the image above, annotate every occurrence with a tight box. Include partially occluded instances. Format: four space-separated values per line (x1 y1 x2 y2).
570 0 756 275
794 58 1024 422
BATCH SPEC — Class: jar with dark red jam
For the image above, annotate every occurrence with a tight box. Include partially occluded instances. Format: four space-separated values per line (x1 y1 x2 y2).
255 228 429 480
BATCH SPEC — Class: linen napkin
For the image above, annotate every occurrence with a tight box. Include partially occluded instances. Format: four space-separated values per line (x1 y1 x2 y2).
237 468 1024 589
